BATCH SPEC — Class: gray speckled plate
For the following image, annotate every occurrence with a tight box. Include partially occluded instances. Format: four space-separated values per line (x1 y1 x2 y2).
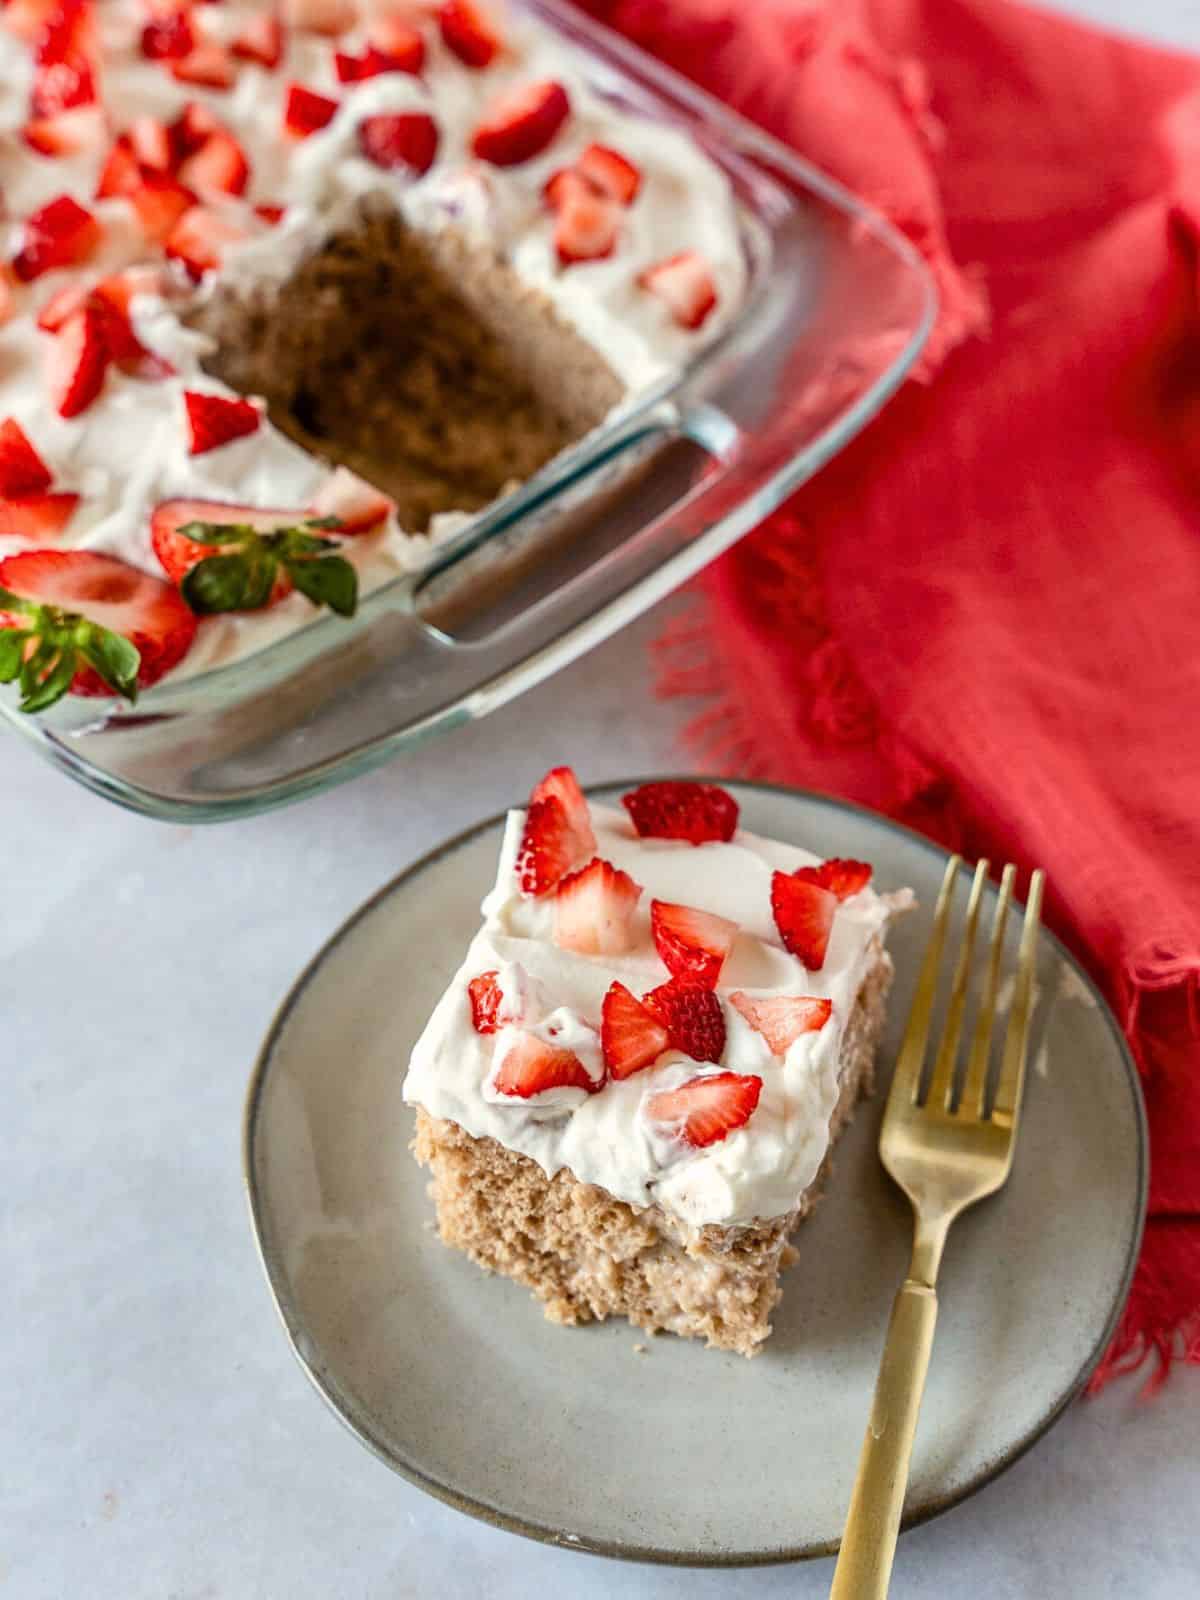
243 782 1146 1566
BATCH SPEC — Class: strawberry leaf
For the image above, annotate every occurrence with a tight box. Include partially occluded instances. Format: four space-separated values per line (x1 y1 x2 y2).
173 517 357 618
0 583 142 712
286 553 357 616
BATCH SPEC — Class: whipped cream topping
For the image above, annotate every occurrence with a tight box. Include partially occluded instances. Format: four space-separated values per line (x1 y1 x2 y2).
403 804 895 1229
0 3 746 683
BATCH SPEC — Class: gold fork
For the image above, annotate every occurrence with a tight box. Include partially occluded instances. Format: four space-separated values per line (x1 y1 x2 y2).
829 856 1045 1600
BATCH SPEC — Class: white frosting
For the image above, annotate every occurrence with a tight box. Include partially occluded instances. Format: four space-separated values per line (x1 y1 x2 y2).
403 803 895 1228
0 3 746 681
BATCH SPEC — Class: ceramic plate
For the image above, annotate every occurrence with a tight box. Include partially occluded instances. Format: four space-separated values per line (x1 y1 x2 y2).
243 783 1146 1566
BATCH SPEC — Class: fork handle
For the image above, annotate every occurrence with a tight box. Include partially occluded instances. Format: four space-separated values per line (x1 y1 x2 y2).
829 1280 938 1600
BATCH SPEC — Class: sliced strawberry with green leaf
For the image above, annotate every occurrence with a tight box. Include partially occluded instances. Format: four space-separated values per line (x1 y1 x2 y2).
438 0 501 67
491 1031 596 1099
553 856 642 955
12 194 101 282
728 991 832 1054
792 858 873 901
357 112 439 174
643 1071 762 1149
471 79 569 166
150 498 357 617
601 981 669 1080
650 899 738 987
622 779 739 845
0 420 53 498
770 871 837 970
0 549 196 711
643 978 726 1062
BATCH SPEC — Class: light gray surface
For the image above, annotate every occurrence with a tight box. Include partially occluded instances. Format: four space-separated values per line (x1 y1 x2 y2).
6 1 1200 1592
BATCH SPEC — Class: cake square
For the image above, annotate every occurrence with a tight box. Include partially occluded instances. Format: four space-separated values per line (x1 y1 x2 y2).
404 771 906 1356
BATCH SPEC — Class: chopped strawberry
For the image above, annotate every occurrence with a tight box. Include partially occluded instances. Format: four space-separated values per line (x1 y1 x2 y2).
164 205 245 279
284 83 339 138
170 99 222 159
638 250 718 330
490 1031 595 1099
35 283 88 334
282 0 357 35
553 856 642 955
141 8 194 60
0 419 53 498
0 549 197 698
309 466 393 533
622 779 739 845
11 195 100 283
3 0 61 43
30 0 94 62
601 982 669 1080
0 271 13 329
643 1071 762 1149
178 129 250 197
149 497 301 602
357 112 439 174
254 203 286 226
468 970 503 1034
184 390 262 455
577 143 641 205
529 765 595 852
643 978 726 1062
95 136 140 198
650 900 738 988
45 304 108 417
438 0 500 67
232 11 284 68
0 492 79 540
30 54 95 117
170 44 236 90
516 796 586 897
90 272 170 376
131 172 197 243
472 79 569 167
366 15 425 71
770 871 837 970
791 858 873 901
24 104 106 158
552 179 619 267
728 991 833 1054
124 116 171 172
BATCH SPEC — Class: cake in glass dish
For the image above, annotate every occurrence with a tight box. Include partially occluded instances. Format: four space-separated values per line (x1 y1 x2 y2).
0 0 746 712
405 771 907 1356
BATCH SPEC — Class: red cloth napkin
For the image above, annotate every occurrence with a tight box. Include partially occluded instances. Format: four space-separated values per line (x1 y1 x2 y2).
575 0 1200 1388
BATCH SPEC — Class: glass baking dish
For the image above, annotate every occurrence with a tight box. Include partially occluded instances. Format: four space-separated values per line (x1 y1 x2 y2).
0 0 936 821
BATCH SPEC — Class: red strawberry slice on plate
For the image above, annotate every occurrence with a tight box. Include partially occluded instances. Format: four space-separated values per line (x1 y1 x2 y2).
601 982 670 1080
178 130 251 198
491 1031 595 1099
771 871 837 970
622 779 739 845
184 391 262 455
643 1071 762 1149
357 112 439 175
284 83 339 138
638 250 718 330
468 971 504 1034
0 420 53 498
472 80 569 167
171 44 236 90
12 194 101 282
310 467 394 533
24 104 106 159
439 0 501 67
141 8 195 60
553 856 642 955
164 206 246 279
149 497 303 604
792 858 873 901
232 12 284 69
650 900 738 988
728 992 833 1055
551 176 619 267
45 304 108 418
0 493 79 541
0 549 196 701
643 978 726 1063
576 143 641 205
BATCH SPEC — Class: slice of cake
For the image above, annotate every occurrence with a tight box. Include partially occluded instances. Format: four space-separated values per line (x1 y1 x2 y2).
404 769 905 1356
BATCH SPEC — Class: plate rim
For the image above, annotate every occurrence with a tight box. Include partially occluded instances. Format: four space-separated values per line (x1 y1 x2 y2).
242 780 1149 1568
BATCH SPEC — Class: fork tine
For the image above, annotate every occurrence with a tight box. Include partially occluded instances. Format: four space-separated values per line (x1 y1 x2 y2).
991 869 1045 1129
888 855 961 1107
926 858 989 1111
961 863 1016 1118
